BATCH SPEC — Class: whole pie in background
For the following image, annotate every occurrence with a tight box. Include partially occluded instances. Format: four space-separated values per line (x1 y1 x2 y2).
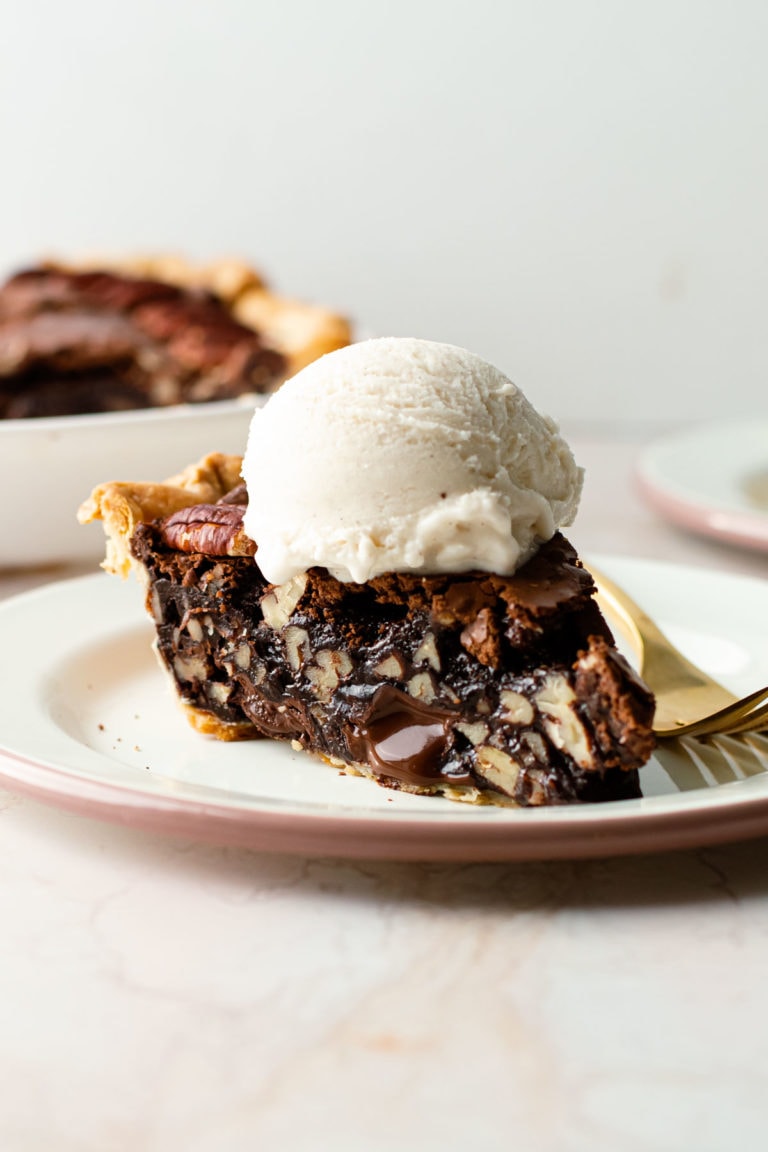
0 253 352 419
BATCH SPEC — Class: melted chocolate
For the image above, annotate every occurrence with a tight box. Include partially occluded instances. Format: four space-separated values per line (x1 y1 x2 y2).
346 685 470 787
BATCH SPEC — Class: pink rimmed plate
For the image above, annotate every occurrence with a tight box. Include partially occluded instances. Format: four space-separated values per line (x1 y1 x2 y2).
0 559 767 860
636 419 768 552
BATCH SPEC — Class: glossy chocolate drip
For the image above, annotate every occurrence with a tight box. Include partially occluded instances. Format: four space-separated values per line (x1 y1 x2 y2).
346 685 471 787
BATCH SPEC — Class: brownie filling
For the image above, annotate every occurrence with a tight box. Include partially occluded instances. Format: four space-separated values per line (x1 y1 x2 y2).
130 499 654 806
0 266 287 417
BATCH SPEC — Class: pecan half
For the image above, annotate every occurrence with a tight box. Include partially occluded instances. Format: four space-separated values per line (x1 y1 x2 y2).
160 503 256 557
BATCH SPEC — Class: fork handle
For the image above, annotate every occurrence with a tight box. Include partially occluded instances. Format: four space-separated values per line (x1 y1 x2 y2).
587 565 659 663
588 564 721 690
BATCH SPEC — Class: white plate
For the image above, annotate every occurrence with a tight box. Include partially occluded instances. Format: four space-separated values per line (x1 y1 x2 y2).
0 397 259 569
0 558 767 861
636 418 768 552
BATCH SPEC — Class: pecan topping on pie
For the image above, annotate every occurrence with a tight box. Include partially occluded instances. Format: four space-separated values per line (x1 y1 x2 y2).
0 255 351 419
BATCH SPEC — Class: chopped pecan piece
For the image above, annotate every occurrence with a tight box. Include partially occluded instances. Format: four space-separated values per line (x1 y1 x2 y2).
460 607 502 668
218 482 248 506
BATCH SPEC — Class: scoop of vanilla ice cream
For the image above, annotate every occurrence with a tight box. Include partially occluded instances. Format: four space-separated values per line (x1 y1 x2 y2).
241 337 583 585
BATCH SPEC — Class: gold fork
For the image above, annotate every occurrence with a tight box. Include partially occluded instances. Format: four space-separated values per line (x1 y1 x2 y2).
587 563 768 739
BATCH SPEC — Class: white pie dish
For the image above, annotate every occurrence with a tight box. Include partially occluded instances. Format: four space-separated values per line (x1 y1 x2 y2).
0 396 260 569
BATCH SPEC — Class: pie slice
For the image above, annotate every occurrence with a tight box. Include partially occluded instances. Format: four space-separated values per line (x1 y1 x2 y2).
0 255 351 418
79 452 655 807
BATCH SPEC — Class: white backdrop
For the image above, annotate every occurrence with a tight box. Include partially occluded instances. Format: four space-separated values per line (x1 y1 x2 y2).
2 0 767 422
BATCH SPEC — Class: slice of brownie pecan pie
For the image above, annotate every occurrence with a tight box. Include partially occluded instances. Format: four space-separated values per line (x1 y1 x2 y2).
79 453 655 807
0 255 350 418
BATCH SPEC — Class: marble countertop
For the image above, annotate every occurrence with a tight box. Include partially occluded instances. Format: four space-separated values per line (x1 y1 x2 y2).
1 425 767 1151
